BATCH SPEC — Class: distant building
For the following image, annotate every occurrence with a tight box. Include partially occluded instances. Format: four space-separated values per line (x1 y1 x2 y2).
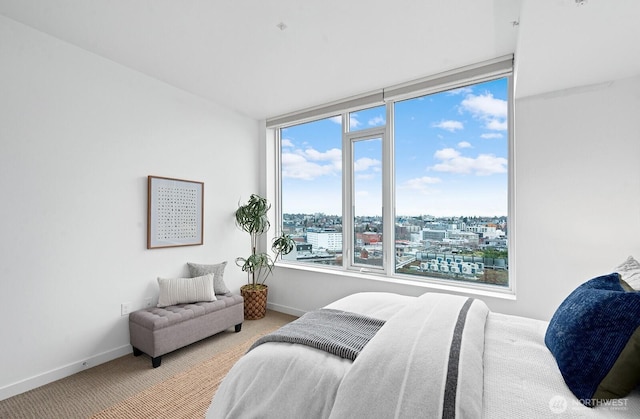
282 243 310 261
422 229 447 241
284 242 338 264
481 237 508 250
467 225 503 239
306 230 342 251
447 230 479 245
357 232 382 245
426 222 457 231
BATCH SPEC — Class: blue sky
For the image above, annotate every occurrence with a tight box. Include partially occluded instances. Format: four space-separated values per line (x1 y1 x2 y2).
281 78 508 217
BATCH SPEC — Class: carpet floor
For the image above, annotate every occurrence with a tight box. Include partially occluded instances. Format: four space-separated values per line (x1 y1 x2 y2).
0 310 295 419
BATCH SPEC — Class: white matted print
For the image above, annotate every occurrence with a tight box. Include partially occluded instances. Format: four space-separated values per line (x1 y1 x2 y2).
147 176 204 249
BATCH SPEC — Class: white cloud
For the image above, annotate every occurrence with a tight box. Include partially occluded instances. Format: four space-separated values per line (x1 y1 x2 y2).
460 92 507 131
434 148 460 160
448 87 473 96
281 154 334 180
368 115 385 126
461 92 507 118
430 147 507 176
299 147 341 162
354 157 381 172
350 116 361 128
457 141 472 148
281 147 342 180
344 113 362 129
480 133 503 139
332 114 362 128
281 138 294 148
401 176 442 194
433 120 464 132
405 176 441 187
485 119 507 131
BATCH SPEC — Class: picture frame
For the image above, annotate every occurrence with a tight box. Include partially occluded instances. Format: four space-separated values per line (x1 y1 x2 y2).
147 176 204 249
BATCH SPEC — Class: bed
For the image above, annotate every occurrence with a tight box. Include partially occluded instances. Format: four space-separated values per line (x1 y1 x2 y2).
207 279 640 418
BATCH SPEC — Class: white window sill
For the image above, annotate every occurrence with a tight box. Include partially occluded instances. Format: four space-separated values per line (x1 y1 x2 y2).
274 261 516 301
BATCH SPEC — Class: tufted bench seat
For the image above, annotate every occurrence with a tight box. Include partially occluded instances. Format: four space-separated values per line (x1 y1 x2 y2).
129 293 244 368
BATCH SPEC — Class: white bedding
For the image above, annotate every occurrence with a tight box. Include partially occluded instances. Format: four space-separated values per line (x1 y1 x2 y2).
483 313 640 418
207 292 410 419
328 293 488 418
207 292 640 418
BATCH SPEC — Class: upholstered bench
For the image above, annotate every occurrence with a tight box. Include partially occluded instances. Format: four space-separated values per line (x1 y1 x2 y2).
129 293 244 368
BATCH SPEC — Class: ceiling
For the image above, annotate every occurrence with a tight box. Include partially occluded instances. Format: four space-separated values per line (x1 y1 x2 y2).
0 0 638 120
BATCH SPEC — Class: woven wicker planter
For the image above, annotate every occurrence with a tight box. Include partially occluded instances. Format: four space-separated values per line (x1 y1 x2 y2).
240 284 268 320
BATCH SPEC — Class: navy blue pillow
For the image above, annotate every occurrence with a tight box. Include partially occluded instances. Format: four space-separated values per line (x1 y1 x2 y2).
545 273 640 407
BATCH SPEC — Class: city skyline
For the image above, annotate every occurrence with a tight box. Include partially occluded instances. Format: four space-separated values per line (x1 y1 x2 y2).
281 78 508 218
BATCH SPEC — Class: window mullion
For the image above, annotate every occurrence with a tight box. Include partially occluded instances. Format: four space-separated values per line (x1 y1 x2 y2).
342 113 353 272
383 103 394 276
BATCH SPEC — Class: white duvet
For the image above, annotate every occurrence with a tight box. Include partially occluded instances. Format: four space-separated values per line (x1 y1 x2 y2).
207 292 640 419
207 293 412 419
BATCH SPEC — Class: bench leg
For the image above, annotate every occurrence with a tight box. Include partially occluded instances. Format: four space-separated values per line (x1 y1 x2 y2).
152 356 162 368
132 347 143 357
235 323 242 333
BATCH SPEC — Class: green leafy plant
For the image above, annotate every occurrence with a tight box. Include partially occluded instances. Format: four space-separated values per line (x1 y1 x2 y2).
235 194 295 289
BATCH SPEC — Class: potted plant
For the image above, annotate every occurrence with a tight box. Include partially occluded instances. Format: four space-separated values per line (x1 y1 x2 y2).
235 194 295 319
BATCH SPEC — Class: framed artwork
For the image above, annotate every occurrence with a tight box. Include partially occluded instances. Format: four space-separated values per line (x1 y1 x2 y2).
147 176 204 249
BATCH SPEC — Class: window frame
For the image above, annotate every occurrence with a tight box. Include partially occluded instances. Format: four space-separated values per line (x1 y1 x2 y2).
344 126 387 273
268 56 515 295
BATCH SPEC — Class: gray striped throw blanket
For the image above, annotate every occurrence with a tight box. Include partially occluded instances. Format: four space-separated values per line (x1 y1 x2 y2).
249 309 385 360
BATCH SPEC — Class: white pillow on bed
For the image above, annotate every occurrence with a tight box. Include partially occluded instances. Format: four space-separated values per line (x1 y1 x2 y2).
157 273 216 307
613 256 640 290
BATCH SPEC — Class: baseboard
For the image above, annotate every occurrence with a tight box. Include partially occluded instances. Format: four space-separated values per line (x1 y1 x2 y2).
266 301 306 318
0 344 132 401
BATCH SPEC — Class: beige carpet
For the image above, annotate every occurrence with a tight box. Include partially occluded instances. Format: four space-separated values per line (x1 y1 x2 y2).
91 330 272 419
0 310 295 419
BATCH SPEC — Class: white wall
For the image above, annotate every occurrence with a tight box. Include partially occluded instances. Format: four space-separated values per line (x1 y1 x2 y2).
3 5 640 402
511 75 640 318
266 74 640 322
0 16 259 399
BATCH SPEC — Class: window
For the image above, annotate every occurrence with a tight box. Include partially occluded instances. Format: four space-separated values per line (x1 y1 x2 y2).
280 116 343 266
271 57 512 290
350 132 384 270
394 78 509 286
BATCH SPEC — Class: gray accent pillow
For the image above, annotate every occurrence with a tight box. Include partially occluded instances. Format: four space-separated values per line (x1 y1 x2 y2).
187 261 230 294
614 256 640 290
